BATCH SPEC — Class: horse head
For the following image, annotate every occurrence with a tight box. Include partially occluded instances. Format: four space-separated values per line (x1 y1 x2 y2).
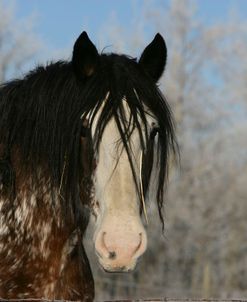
72 32 176 273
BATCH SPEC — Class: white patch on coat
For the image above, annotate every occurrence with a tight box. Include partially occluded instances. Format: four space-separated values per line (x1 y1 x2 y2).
0 180 62 259
59 229 78 275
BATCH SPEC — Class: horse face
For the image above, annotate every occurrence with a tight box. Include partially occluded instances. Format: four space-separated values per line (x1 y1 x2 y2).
89 102 157 273
73 32 171 273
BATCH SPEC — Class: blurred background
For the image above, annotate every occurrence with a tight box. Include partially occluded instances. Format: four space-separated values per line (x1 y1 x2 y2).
1 0 247 300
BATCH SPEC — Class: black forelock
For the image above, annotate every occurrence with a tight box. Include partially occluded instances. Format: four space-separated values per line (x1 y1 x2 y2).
0 53 177 228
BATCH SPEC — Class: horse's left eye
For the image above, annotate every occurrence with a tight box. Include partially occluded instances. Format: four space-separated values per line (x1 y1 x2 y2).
150 127 159 139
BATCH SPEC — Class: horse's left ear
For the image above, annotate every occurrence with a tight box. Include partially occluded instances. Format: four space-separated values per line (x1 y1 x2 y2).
72 31 99 79
139 33 167 82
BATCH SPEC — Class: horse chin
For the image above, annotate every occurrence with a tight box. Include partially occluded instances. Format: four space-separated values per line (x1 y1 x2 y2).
98 258 137 273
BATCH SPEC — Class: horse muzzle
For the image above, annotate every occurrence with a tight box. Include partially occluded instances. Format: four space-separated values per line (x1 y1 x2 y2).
94 228 147 273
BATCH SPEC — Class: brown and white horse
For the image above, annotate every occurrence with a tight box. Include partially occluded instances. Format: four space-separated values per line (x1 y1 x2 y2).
0 31 176 301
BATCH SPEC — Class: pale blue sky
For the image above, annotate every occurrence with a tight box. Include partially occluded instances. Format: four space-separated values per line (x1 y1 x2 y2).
11 0 247 56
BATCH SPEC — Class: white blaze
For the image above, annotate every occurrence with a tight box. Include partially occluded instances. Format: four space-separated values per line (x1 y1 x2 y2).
91 98 151 272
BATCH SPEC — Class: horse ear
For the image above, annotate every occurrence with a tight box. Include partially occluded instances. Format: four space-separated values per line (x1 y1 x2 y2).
72 31 99 79
139 33 167 82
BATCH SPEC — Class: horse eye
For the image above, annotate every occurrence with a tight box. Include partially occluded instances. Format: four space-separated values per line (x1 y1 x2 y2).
150 127 159 139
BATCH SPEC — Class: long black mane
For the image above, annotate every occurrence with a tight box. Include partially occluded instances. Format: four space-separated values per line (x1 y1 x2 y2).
0 53 177 228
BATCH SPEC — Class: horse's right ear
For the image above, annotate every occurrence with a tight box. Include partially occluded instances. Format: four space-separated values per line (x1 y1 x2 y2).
72 31 99 79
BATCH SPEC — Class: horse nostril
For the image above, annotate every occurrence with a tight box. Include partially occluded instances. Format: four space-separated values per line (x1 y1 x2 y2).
108 251 117 260
95 229 147 266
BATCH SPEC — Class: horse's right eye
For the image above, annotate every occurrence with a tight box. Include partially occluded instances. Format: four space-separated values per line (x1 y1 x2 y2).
81 126 89 137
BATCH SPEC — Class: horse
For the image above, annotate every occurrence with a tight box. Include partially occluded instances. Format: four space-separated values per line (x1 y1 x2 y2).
0 31 176 301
